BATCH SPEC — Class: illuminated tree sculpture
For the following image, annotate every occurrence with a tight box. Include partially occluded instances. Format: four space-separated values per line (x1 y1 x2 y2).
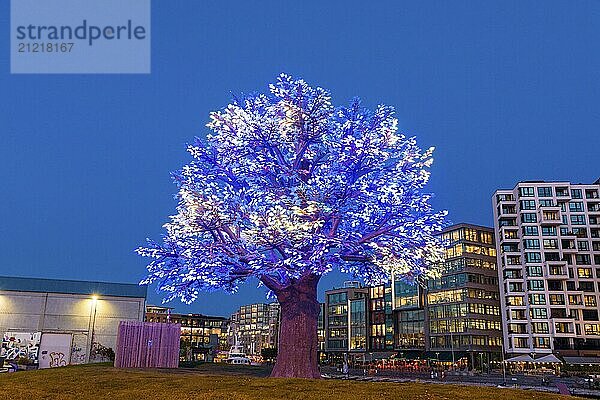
138 74 447 378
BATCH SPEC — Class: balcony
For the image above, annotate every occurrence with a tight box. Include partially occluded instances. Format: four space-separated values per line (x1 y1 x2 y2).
500 207 517 218
503 254 522 267
499 225 519 239
556 189 571 199
503 270 523 282
546 269 569 280
497 197 516 208
588 204 600 213
538 208 562 225
501 247 521 256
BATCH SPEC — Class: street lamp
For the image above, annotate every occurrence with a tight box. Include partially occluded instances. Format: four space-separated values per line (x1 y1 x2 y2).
449 324 455 367
479 352 484 373
501 349 507 385
88 295 99 362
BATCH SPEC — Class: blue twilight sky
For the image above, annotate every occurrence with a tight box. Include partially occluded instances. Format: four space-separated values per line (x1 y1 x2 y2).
1 1 599 316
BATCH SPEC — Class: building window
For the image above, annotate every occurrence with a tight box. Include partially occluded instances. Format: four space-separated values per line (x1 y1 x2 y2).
583 310 600 321
521 213 538 223
578 267 593 278
583 294 596 307
543 239 558 249
571 215 586 225
519 187 535 197
568 295 582 306
506 296 524 306
549 294 565 305
525 252 542 263
527 280 545 291
532 322 549 333
576 254 592 265
523 239 540 249
328 293 347 304
522 226 539 236
547 280 563 291
571 189 583 199
508 282 523 293
584 324 600 335
569 202 584 212
586 189 599 199
528 294 546 305
555 322 572 334
533 337 551 349
514 338 529 348
520 200 536 210
537 187 553 197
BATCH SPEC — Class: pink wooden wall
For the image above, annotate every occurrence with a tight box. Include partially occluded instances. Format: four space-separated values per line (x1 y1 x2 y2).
114 321 180 368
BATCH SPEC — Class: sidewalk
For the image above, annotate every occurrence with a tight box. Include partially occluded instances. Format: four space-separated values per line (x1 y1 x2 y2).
322 369 600 398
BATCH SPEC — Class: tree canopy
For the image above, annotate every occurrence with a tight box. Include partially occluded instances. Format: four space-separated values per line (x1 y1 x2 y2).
138 74 447 303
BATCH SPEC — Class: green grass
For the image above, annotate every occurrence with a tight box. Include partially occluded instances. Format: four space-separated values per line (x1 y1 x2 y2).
0 364 576 400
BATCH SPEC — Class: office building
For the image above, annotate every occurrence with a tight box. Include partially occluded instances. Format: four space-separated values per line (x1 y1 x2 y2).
323 281 368 361
427 224 502 367
368 284 394 353
493 180 600 359
230 302 280 357
317 302 325 354
145 305 229 362
392 278 427 355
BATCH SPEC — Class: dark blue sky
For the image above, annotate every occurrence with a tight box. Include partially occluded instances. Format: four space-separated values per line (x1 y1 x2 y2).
1 1 598 316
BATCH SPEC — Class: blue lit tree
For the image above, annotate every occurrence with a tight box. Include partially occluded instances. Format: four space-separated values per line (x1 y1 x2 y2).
138 74 447 378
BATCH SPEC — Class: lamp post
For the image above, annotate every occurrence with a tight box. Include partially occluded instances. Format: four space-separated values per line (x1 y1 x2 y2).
449 324 455 367
479 352 484 373
88 295 98 362
501 349 507 385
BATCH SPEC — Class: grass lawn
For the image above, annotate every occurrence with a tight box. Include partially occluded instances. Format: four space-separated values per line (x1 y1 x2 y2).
0 363 576 400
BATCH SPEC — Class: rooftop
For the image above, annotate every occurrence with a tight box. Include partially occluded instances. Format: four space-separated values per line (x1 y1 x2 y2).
0 276 147 299
440 223 493 234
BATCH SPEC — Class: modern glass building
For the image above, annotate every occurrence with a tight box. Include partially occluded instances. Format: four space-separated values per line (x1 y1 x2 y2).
368 285 394 352
145 305 229 362
493 180 600 360
323 281 368 360
427 224 503 368
392 279 426 353
382 224 502 369
230 302 280 357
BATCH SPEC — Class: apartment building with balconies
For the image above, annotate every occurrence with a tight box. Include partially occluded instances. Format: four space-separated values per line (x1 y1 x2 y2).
493 180 600 359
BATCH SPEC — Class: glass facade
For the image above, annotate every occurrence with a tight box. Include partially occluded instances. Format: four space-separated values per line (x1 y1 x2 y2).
230 303 280 357
427 225 503 361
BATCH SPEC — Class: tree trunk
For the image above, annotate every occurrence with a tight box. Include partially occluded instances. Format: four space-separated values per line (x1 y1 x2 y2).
270 274 321 379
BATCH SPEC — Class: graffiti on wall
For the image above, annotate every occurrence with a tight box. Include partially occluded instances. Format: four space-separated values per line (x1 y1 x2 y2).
70 334 88 365
1 332 41 363
48 352 68 368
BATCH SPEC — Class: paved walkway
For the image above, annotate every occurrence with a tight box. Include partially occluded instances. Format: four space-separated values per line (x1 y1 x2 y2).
321 369 600 398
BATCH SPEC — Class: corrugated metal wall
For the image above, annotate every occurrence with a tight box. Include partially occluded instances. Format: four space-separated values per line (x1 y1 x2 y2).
114 321 180 368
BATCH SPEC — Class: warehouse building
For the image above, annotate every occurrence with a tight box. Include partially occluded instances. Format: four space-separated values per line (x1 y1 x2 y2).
0 276 146 368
